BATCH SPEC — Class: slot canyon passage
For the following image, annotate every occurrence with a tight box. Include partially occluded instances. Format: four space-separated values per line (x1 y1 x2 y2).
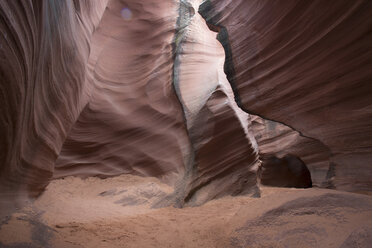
0 0 372 247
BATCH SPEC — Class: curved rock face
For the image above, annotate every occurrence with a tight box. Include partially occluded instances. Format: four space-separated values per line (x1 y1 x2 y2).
55 0 260 206
0 0 260 206
160 0 260 206
181 86 259 205
1 0 371 206
200 0 372 193
250 115 331 187
54 0 190 187
0 0 108 195
0 0 189 197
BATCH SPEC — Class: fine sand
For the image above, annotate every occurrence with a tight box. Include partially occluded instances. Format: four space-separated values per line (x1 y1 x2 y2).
1 175 372 248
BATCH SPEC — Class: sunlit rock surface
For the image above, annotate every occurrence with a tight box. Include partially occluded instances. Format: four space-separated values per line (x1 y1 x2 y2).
1 1 372 247
172 0 260 206
54 0 190 188
0 0 260 207
200 0 372 193
0 0 190 202
1 0 371 210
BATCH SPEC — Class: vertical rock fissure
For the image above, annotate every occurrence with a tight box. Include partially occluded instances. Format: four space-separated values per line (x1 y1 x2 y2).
167 0 197 207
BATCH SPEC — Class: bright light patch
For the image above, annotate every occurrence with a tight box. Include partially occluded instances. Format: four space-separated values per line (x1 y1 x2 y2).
121 8 132 20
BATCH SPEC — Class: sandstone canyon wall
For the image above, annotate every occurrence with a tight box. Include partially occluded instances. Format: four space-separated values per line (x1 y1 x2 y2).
200 0 372 193
0 0 260 207
54 0 190 188
170 0 260 206
250 115 331 187
1 0 371 208
0 0 108 196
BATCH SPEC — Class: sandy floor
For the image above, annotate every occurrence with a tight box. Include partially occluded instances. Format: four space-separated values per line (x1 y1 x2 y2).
1 175 372 248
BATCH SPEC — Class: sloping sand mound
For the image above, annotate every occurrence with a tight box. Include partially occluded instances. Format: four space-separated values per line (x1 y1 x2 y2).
1 175 372 248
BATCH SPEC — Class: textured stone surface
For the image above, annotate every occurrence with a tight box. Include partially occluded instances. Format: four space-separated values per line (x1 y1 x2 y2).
200 0 372 193
163 0 260 206
0 0 260 206
181 86 259 206
1 0 372 209
54 0 190 188
0 0 108 194
250 115 331 187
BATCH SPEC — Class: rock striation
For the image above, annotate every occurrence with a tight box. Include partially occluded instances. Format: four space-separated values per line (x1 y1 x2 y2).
200 0 372 193
250 115 331 187
0 0 108 195
0 0 260 207
1 0 372 207
54 0 190 188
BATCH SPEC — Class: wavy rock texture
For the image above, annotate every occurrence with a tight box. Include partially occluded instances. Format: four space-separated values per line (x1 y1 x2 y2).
200 0 372 193
2 0 371 209
0 0 260 207
0 0 190 200
172 0 260 206
54 0 190 187
250 115 331 187
182 86 260 205
0 0 108 195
